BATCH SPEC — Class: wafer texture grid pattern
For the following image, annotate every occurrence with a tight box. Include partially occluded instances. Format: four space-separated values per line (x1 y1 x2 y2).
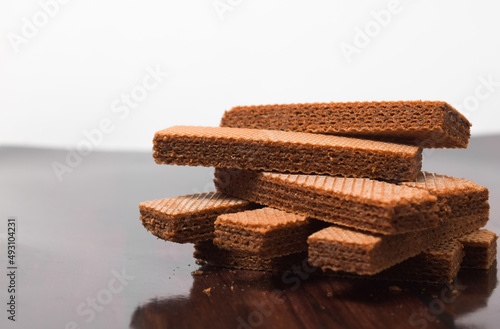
220 101 471 148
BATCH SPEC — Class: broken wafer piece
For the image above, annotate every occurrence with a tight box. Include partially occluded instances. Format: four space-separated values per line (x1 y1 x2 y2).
139 192 254 243
458 229 498 269
323 239 464 283
153 126 422 182
194 240 307 272
220 100 470 148
214 208 321 258
214 169 438 235
308 209 488 275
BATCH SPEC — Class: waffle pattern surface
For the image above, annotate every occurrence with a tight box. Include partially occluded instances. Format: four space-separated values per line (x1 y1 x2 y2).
139 192 253 243
214 169 438 235
402 172 490 218
220 101 471 148
153 126 422 181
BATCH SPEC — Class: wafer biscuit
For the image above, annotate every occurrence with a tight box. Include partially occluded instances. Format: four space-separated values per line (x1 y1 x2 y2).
220 101 470 148
154 126 422 181
323 240 464 283
214 208 321 258
194 240 306 272
401 172 489 219
458 229 498 269
139 192 254 243
214 169 438 235
308 209 488 275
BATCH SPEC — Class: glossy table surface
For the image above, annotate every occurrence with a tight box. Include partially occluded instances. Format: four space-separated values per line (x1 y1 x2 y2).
1 136 499 329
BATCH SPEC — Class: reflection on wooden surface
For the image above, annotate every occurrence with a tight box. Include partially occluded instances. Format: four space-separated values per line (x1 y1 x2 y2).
130 262 497 329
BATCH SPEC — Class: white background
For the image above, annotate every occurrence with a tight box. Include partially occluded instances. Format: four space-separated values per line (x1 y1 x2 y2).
1 0 500 151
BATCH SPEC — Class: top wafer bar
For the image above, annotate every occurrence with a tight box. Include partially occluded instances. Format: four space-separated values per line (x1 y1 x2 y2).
220 101 471 148
153 126 422 182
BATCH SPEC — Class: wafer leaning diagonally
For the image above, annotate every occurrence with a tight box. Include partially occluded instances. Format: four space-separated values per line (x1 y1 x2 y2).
308 172 489 275
308 210 488 275
214 169 439 235
153 126 422 181
139 192 255 243
323 239 464 283
220 101 471 148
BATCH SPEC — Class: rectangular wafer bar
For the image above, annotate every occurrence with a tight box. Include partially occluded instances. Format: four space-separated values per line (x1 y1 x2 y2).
308 209 488 275
214 207 322 258
323 239 464 283
220 101 471 148
458 229 498 269
401 172 490 219
214 169 438 235
154 126 422 182
308 172 489 275
139 192 255 243
194 240 306 272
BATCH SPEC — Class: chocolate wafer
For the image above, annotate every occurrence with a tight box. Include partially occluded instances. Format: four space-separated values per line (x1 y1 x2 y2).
401 172 489 219
214 169 438 235
139 192 254 243
323 239 464 283
194 240 306 272
214 208 321 258
308 208 488 275
458 229 498 269
220 101 470 148
153 126 422 181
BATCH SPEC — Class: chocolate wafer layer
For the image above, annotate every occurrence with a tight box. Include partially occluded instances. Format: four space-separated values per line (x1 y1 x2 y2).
214 169 438 235
154 126 422 182
323 240 464 283
214 208 320 258
139 192 254 243
401 172 489 219
194 240 306 272
220 101 470 148
308 209 489 275
458 229 498 269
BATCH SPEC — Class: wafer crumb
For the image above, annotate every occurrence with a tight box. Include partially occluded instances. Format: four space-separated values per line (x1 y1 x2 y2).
195 259 206 265
389 286 402 292
231 286 234 292
192 270 204 276
203 288 212 296
326 292 333 298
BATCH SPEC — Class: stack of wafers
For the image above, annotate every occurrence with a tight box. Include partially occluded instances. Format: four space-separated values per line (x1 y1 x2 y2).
139 101 497 283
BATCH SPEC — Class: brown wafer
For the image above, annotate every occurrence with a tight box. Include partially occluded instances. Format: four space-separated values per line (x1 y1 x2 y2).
308 208 488 275
214 169 438 235
194 240 306 272
139 192 254 243
401 172 489 219
153 126 422 182
214 208 321 258
220 101 470 148
323 239 464 283
458 229 498 269
308 172 490 275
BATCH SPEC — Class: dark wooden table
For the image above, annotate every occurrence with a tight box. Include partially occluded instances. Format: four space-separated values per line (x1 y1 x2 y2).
1 136 499 329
